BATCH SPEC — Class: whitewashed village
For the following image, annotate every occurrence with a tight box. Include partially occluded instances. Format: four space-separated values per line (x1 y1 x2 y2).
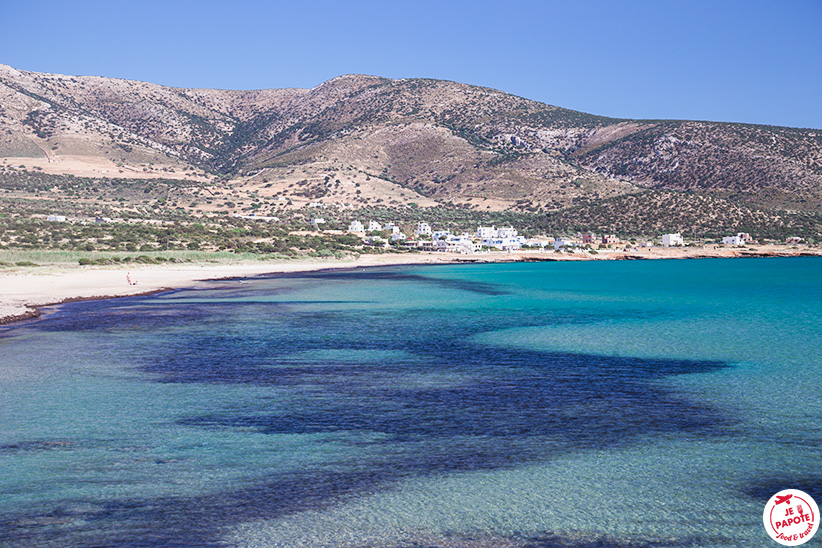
30 208 811 260
340 217 764 255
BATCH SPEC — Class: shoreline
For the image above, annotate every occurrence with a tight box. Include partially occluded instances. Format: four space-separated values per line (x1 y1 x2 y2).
1 246 819 326
0 252 464 326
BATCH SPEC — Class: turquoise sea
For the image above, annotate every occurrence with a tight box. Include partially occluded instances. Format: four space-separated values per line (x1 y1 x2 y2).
1 258 820 547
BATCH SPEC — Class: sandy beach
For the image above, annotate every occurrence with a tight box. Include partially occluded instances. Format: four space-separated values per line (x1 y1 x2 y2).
0 253 462 325
1 245 819 325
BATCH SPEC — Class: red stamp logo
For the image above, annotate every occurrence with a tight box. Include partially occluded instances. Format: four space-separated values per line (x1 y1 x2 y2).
763 489 819 546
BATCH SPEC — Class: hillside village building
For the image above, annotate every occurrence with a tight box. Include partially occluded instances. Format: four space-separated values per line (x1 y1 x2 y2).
553 237 572 249
415 222 432 236
722 233 746 245
367 221 382 232
483 238 522 251
526 239 553 249
436 235 480 254
662 233 684 247
722 233 752 245
477 226 496 239
602 234 620 245
497 227 518 239
478 226 524 250
582 233 597 244
348 220 364 232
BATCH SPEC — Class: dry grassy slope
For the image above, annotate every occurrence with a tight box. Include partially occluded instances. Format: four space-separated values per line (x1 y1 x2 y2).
0 64 305 168
243 76 640 209
0 65 194 167
1 65 821 214
574 121 822 210
545 190 822 239
241 76 822 211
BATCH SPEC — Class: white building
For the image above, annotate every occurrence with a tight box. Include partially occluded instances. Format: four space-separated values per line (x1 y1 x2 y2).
483 237 522 251
384 222 401 234
722 234 746 246
390 232 407 242
661 233 684 247
477 226 496 239
497 226 518 239
432 230 451 241
436 237 478 254
348 220 364 233
367 220 382 232
552 237 572 249
525 239 552 249
477 226 522 250
414 240 437 251
47 215 67 222
311 217 326 228
415 222 432 236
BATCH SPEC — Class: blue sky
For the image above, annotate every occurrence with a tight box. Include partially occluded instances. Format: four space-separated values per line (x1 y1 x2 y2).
1 0 820 129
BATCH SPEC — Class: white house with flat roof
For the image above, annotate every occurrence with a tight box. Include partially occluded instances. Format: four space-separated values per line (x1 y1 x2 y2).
526 239 552 249
497 227 518 239
367 220 382 232
662 233 684 247
483 237 521 251
722 233 748 246
348 220 364 232
552 237 573 249
415 222 432 236
436 236 478 254
477 226 496 239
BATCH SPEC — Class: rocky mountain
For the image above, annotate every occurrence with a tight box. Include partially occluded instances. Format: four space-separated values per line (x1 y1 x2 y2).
1 64 821 217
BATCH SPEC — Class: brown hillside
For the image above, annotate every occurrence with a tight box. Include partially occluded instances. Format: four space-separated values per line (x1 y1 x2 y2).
1 65 820 215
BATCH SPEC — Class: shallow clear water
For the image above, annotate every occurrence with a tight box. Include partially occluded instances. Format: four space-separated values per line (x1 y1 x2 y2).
0 258 820 547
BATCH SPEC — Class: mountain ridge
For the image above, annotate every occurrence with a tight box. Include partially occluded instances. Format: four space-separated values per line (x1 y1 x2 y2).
1 64 821 223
